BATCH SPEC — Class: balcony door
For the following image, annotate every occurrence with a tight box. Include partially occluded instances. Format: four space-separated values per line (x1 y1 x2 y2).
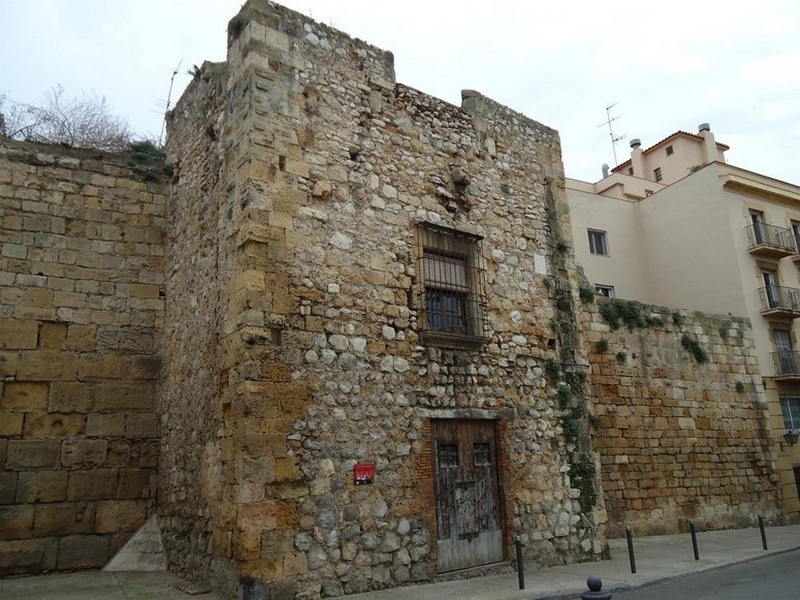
775 329 794 374
763 270 779 308
751 211 766 244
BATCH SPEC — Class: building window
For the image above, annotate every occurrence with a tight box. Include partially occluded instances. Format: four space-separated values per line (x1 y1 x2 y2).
666 145 674 156
775 329 795 375
595 284 615 298
418 223 487 347
781 397 800 431
750 210 766 244
791 221 800 253
762 269 779 308
588 229 608 256
654 167 663 182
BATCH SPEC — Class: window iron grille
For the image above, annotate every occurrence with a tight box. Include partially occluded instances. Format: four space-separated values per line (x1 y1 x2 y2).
417 223 488 345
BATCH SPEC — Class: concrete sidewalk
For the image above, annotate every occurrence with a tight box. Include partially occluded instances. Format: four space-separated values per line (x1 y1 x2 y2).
1 524 799 599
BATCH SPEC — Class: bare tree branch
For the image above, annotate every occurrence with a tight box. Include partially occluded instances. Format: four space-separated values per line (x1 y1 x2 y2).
0 85 134 151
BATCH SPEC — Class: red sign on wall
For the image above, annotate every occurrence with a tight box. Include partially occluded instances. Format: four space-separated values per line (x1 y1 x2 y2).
354 463 375 485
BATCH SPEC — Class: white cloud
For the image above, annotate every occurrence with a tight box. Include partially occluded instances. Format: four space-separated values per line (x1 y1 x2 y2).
2 0 799 184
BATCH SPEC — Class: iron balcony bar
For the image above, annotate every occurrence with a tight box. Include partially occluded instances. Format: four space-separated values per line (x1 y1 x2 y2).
772 350 800 378
759 285 800 317
746 223 796 258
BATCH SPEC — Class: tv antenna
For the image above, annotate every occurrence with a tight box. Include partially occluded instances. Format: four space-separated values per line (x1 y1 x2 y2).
598 103 626 166
159 60 182 146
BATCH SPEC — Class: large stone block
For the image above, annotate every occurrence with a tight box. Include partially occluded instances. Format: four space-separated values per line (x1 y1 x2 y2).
95 499 147 533
6 439 60 470
0 538 58 576
60 439 108 468
117 468 154 499
0 505 34 539
38 322 68 350
17 351 78 381
57 535 110 570
0 319 39 349
67 469 118 500
15 471 68 503
0 411 23 436
13 288 55 320
65 324 97 351
94 383 156 411
86 412 126 437
23 412 86 438
49 381 92 412
33 502 96 536
0 471 17 504
1 381 49 411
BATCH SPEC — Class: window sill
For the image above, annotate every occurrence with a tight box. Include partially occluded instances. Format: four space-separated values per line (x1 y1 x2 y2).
420 330 487 350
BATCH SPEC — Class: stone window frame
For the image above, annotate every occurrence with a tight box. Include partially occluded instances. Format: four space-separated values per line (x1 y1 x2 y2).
416 222 488 350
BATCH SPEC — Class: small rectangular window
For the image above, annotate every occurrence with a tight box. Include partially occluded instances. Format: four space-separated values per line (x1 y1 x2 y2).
588 229 608 256
666 145 674 156
654 167 663 182
781 397 800 430
473 443 491 466
417 223 488 347
595 285 615 298
438 444 459 468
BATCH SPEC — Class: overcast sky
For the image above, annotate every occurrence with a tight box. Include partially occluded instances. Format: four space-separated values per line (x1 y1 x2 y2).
2 1 799 184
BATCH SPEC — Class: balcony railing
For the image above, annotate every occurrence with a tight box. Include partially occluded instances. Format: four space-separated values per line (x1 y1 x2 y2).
746 223 796 258
759 285 800 317
772 351 800 378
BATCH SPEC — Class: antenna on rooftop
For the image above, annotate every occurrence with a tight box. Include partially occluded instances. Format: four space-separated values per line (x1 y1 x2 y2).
598 103 626 166
159 60 183 146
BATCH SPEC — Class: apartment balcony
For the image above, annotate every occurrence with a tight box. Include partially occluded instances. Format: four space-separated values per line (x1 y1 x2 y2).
759 286 800 318
746 223 796 258
772 351 800 380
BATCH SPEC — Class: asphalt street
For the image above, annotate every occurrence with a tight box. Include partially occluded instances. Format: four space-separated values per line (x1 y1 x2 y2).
614 548 800 600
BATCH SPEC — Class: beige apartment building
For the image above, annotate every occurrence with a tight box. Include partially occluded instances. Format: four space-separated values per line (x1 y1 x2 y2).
567 124 800 520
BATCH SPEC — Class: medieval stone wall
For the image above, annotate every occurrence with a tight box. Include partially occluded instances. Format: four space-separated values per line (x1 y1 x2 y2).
582 300 781 537
159 62 235 590
163 2 605 598
0 139 166 574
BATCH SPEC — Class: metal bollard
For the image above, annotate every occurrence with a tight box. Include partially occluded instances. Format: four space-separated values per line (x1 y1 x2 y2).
689 520 699 560
625 527 636 574
580 576 612 600
515 535 525 590
759 514 768 550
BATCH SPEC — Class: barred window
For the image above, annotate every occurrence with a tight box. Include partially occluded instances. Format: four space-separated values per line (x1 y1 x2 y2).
417 223 488 348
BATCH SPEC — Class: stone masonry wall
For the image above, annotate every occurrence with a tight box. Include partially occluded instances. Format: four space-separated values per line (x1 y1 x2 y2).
0 139 166 575
582 300 781 537
164 2 606 598
160 62 235 590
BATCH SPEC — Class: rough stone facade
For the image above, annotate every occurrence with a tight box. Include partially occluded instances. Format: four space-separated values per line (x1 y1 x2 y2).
0 140 166 575
161 1 605 597
0 2 786 598
582 300 782 537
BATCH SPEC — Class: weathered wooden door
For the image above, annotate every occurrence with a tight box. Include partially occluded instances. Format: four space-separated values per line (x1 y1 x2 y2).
432 419 504 572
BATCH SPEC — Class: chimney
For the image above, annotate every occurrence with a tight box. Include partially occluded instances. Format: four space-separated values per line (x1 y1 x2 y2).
698 123 722 164
601 163 609 178
630 138 645 178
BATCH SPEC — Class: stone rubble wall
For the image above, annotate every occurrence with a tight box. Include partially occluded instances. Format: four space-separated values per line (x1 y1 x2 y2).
161 1 605 598
159 62 234 591
0 139 166 575
582 301 782 537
